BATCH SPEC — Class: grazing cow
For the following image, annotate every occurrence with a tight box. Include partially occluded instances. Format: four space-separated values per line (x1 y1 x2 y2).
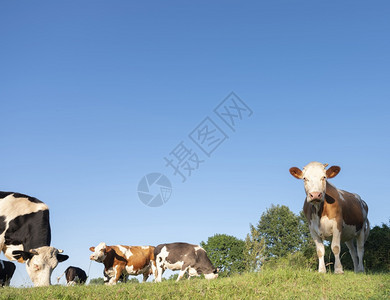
57 266 87 286
0 260 15 287
0 191 69 286
154 242 219 282
289 162 370 273
89 242 156 285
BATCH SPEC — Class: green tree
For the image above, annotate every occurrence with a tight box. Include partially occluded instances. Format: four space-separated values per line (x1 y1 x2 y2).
167 273 180 281
244 224 265 272
298 210 317 266
364 221 390 272
256 204 303 259
200 234 245 277
89 277 105 285
127 277 140 283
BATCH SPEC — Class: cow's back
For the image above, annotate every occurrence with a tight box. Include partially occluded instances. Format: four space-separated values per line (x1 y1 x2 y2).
111 245 155 272
325 185 368 232
0 192 51 258
155 243 197 263
127 246 155 268
339 190 368 232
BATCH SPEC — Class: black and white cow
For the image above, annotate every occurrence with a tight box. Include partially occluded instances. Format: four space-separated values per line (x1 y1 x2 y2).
0 191 69 286
57 266 87 286
0 260 15 287
154 242 218 282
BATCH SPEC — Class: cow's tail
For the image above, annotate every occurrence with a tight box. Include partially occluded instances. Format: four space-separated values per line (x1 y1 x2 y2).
364 218 370 243
57 271 66 283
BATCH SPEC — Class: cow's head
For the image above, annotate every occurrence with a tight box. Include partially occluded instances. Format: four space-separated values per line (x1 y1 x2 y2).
289 162 340 203
204 267 219 280
89 242 108 262
12 246 69 287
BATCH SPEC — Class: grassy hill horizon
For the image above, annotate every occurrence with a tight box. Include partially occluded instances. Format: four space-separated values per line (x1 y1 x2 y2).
1 267 389 299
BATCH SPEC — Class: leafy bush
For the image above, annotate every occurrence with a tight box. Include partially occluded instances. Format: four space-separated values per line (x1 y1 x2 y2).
262 251 317 271
89 277 104 285
201 234 245 277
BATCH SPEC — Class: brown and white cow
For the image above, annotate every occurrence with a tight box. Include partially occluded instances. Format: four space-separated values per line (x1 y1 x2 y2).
154 242 219 282
89 242 156 284
290 162 370 273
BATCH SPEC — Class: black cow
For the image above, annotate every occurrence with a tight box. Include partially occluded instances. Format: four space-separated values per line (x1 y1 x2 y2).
154 242 218 282
0 260 15 286
0 191 68 286
57 266 87 285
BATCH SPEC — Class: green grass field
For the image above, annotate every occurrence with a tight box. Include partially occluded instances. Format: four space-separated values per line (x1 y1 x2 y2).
1 269 389 300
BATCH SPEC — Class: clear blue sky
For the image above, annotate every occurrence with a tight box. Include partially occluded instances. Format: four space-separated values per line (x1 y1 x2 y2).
1 1 389 286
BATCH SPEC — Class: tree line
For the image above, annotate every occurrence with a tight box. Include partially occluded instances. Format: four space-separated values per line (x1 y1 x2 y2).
90 204 389 283
201 205 390 277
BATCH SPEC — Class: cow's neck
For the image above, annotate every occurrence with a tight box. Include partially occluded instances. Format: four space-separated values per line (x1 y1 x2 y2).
103 250 116 270
324 181 340 205
318 181 340 219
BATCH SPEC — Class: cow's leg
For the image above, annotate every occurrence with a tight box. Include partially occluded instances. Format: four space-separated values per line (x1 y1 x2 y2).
345 240 359 272
176 267 188 282
355 219 370 273
142 272 149 282
356 228 366 272
331 229 343 274
108 265 123 285
151 261 158 281
103 271 110 284
312 235 326 273
4 278 11 287
155 263 164 283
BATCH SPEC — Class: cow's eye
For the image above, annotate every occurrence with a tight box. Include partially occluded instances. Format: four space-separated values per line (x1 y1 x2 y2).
303 177 308 182
322 176 326 180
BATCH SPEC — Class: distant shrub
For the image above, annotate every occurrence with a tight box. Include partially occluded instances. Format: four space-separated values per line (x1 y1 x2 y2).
89 277 105 285
262 251 317 271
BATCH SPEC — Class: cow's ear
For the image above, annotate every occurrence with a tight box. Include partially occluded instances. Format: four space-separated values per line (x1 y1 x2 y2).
326 166 340 178
57 254 69 262
89 247 95 252
289 167 303 179
12 250 36 262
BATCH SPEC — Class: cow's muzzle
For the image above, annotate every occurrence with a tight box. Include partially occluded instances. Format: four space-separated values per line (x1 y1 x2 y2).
308 192 323 202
